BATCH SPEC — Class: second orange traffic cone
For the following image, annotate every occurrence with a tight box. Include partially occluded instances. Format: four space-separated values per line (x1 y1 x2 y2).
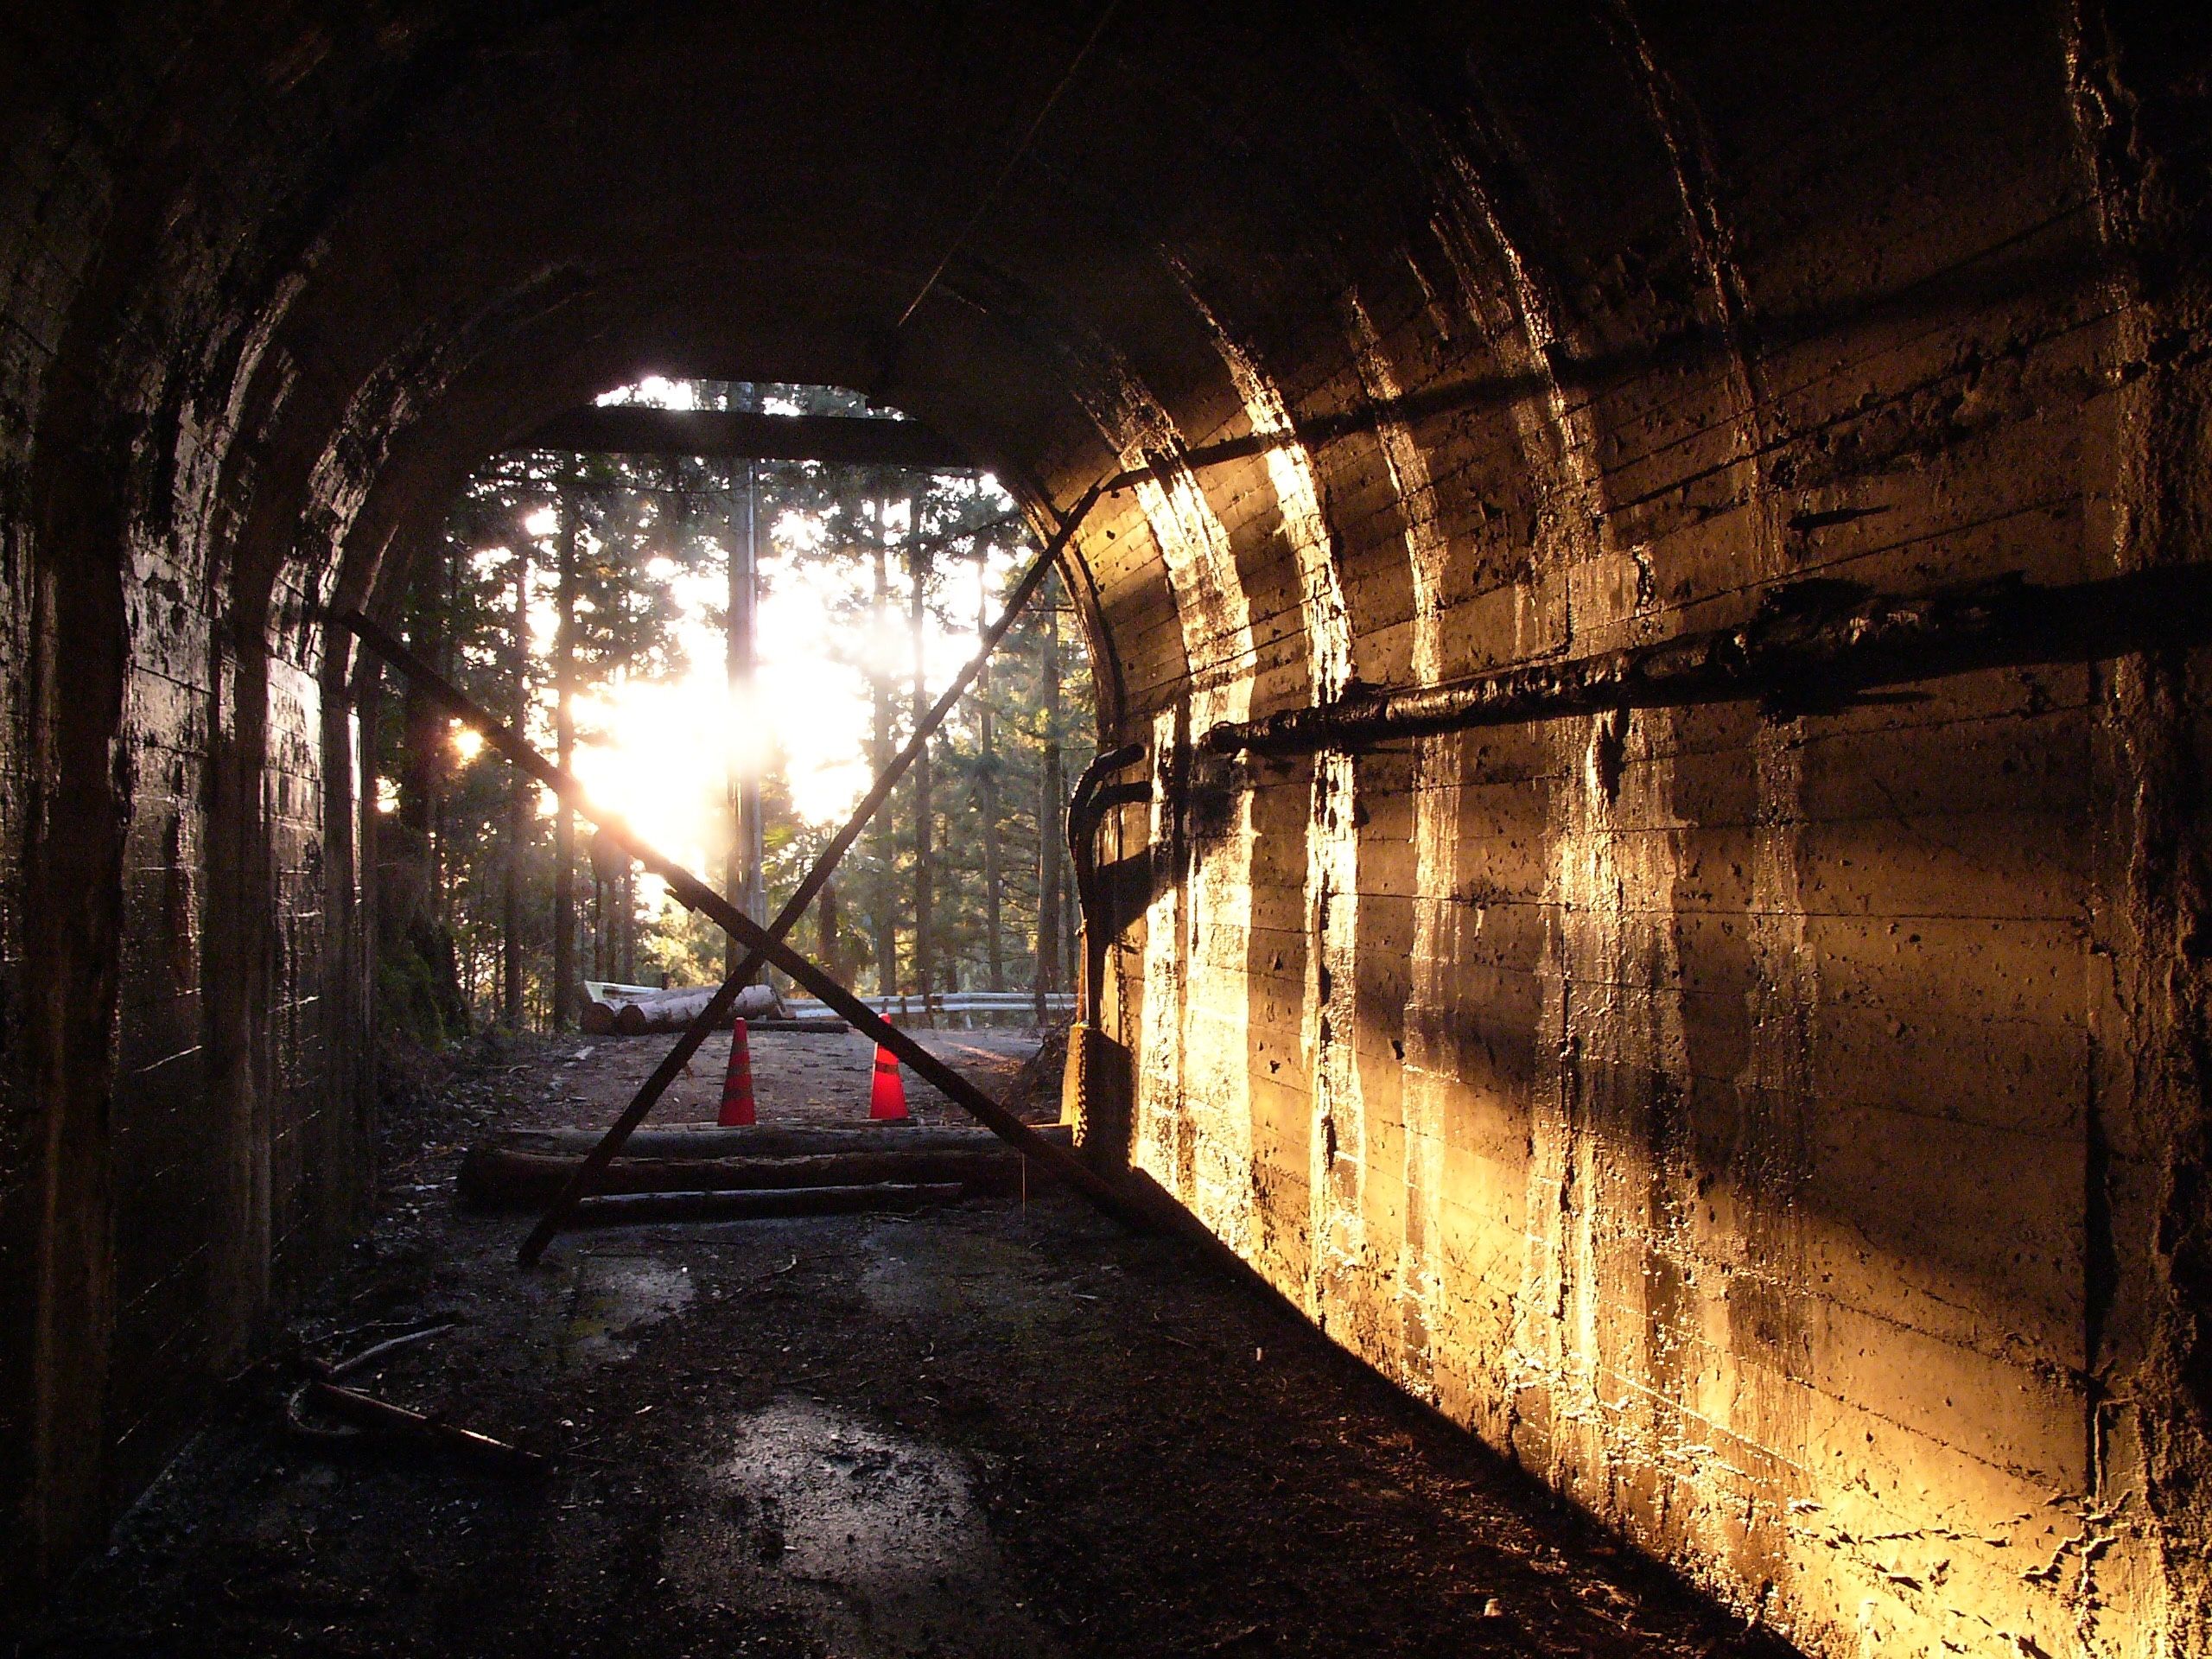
718 1015 756 1127
868 1044 908 1122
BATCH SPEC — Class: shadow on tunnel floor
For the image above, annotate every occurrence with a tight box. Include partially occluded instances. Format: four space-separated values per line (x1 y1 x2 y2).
17 1038 1801 1659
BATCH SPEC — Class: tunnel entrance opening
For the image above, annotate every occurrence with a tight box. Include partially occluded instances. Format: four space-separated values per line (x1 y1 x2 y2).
372 376 1098 1052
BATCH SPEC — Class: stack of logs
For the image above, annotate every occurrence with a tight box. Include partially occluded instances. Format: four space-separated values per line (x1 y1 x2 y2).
577 982 779 1036
460 1122 1071 1224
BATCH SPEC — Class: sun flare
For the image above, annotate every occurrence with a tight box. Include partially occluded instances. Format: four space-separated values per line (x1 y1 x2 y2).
542 541 1011 874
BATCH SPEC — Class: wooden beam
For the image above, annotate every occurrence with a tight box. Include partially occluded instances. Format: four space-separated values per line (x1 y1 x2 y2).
513 406 973 468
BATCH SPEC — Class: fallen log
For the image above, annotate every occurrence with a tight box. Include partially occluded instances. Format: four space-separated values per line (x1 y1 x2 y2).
575 980 660 1035
566 1182 965 1225
603 982 777 1035
486 1122 1071 1160
460 1143 1058 1210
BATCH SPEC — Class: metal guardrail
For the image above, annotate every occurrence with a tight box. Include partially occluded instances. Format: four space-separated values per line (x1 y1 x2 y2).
585 982 1072 1029
781 991 1076 1028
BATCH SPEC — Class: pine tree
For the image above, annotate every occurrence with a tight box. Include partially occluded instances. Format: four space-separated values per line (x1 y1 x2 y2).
372 378 1091 1042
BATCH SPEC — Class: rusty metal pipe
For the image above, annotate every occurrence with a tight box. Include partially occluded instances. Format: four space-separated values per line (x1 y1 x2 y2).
1204 567 2212 757
1064 745 1146 1033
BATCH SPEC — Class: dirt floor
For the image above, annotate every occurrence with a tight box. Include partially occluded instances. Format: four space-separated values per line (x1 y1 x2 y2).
20 1026 1801 1658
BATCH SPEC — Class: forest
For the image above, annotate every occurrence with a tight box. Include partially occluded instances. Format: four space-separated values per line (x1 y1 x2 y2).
367 379 1096 1046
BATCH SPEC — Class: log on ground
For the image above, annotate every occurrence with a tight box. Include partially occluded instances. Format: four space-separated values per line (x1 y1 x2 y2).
579 982 778 1035
459 1143 1065 1209
490 1122 1072 1160
567 1182 966 1225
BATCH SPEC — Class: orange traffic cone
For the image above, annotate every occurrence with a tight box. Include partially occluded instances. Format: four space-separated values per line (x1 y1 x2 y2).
868 1044 908 1122
718 1016 756 1127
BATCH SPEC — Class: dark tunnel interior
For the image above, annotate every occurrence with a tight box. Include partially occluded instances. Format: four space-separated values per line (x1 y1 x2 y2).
4 4 2212 1654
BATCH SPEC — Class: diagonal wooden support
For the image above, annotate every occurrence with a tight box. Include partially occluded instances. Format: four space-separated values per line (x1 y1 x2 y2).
500 487 1100 1264
429 507 1052 1261
331 489 1165 1256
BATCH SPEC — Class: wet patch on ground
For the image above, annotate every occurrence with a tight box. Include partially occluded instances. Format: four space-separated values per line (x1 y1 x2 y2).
564 1255 696 1367
664 1395 1059 1658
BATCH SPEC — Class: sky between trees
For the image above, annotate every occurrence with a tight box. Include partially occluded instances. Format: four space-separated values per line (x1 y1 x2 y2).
372 378 1096 1039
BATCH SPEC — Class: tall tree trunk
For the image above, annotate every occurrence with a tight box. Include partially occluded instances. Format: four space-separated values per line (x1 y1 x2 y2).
397 604 445 945
725 385 766 983
908 486 934 1022
429 549 460 924
619 868 637 984
552 491 577 1031
502 540 529 1028
820 872 842 986
976 556 1005 992
870 485 898 996
593 873 606 981
1036 588 1063 1023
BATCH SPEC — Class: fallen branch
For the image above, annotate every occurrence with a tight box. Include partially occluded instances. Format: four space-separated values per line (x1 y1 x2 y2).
321 1322 456 1380
295 1380 545 1478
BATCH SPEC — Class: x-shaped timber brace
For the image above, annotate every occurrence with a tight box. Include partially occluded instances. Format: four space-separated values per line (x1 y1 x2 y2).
334 481 1185 1258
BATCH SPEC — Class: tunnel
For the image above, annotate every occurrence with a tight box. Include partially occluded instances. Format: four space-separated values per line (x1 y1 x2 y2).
4 4 2212 1654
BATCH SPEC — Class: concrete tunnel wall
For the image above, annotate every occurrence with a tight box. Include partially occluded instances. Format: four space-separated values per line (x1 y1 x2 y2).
2 5 2209 1652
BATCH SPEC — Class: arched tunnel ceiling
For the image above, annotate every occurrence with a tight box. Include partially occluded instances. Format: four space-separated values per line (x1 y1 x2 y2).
20 0 2074 726
188 0 1497 641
